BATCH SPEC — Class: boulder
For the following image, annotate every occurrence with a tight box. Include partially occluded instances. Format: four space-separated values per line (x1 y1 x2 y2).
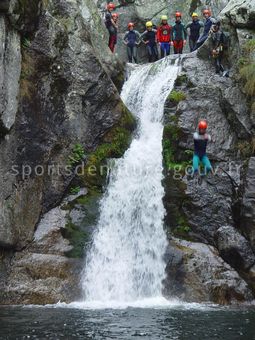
215 225 255 271
163 238 254 304
220 0 255 28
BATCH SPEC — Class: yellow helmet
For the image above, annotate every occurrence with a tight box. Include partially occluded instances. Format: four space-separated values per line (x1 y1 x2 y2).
161 15 168 21
192 12 198 17
146 21 153 27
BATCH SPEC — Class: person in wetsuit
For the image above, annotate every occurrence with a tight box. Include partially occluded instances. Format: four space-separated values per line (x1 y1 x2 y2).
186 13 204 52
141 21 158 62
193 120 212 176
171 12 187 54
195 9 216 50
123 22 141 63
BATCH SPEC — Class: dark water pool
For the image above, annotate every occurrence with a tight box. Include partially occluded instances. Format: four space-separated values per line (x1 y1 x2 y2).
0 306 255 340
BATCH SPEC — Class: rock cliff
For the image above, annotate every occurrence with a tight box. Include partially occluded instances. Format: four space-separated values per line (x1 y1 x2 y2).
162 0 255 304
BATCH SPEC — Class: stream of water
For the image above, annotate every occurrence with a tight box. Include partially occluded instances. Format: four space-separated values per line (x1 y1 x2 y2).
79 58 179 308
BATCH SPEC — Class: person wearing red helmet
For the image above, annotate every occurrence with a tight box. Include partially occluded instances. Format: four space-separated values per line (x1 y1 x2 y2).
193 120 212 175
171 12 187 54
195 8 216 50
105 3 118 52
157 15 172 58
123 23 141 63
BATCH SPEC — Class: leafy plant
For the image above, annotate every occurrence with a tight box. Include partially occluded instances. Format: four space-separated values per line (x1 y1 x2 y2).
21 37 31 49
238 39 255 109
168 90 186 103
68 143 86 166
70 186 80 195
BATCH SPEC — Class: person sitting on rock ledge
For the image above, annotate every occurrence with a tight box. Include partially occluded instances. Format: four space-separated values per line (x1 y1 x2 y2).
192 120 212 177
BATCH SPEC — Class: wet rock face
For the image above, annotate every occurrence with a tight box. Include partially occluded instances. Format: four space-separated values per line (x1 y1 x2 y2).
0 16 21 135
163 238 253 304
2 189 99 305
162 0 255 302
221 0 255 28
241 157 255 251
0 0 133 303
215 225 255 272
0 0 128 249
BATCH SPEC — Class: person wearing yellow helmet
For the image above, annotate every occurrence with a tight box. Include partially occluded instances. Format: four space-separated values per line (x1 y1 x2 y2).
186 12 204 52
141 21 158 62
145 21 153 28
157 15 172 58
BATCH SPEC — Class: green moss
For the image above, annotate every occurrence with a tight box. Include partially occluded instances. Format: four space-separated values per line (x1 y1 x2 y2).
68 144 86 167
236 139 255 158
70 186 80 195
167 90 186 104
20 51 36 99
62 219 89 258
238 39 255 109
82 106 136 188
162 123 192 171
239 63 255 97
61 188 102 258
175 74 188 87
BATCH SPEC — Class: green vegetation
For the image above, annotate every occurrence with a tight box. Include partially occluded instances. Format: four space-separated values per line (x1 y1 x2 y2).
70 186 80 195
61 188 102 258
175 74 188 87
20 51 36 100
240 63 255 98
172 213 192 240
167 90 186 104
82 106 136 188
68 143 86 167
236 138 255 158
21 37 31 49
238 39 255 112
62 219 89 258
162 123 192 171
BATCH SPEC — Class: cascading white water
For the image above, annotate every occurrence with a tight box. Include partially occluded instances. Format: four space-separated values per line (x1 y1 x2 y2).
81 58 179 308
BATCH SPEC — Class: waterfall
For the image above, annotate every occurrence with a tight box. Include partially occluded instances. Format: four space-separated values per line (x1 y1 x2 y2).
81 58 179 308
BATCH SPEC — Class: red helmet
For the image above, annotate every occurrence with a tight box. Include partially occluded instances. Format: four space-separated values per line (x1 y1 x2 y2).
198 120 208 130
112 12 119 17
203 9 211 15
107 3 116 10
128 22 134 28
175 11 182 17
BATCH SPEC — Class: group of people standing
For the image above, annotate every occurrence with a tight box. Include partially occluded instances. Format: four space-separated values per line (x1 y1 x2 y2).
105 3 229 177
104 3 219 64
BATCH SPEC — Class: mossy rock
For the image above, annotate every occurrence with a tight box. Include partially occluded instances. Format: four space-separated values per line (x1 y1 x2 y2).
82 104 136 188
61 189 102 258
167 90 186 108
162 122 191 171
175 74 188 87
